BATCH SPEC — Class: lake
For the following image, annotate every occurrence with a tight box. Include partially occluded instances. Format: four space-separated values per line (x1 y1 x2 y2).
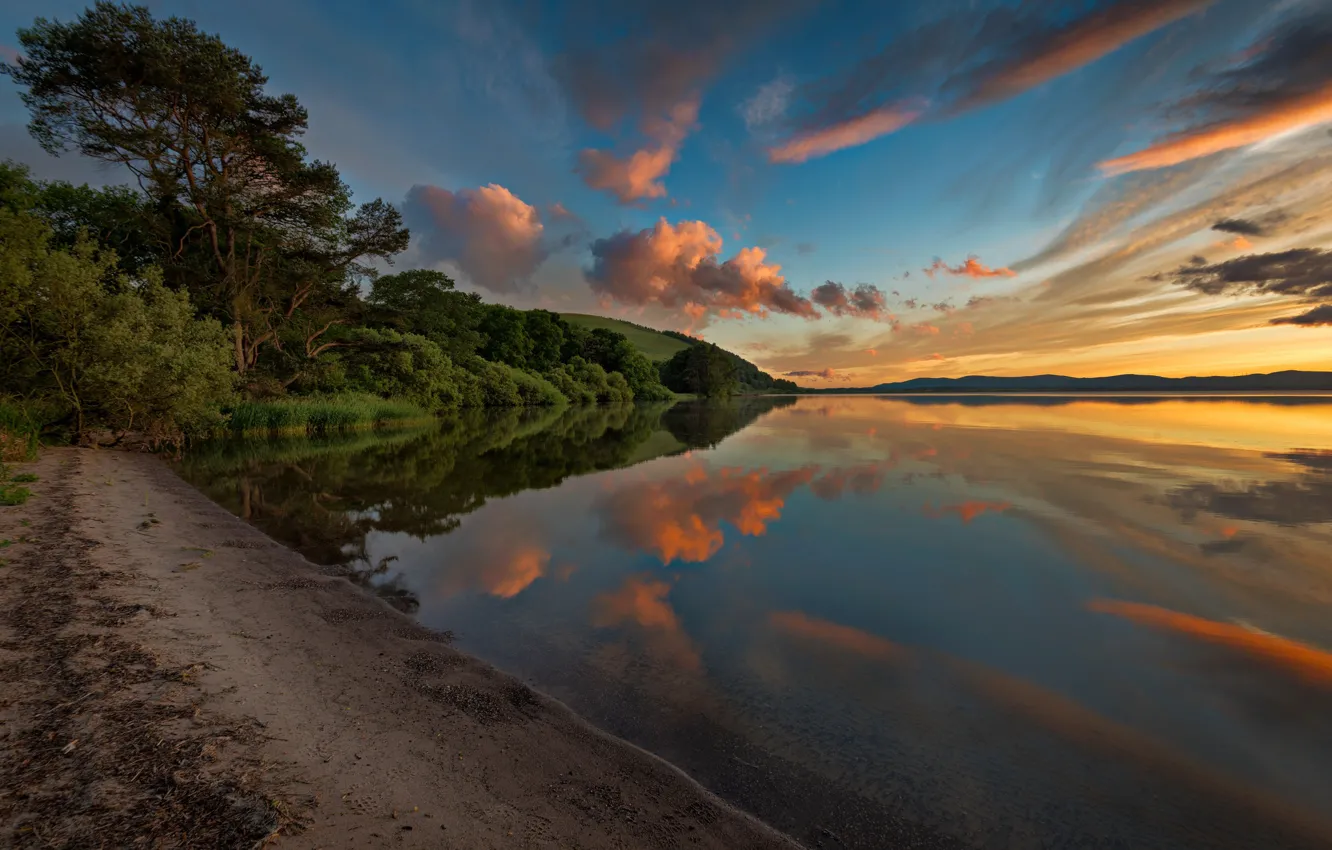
178 396 1332 849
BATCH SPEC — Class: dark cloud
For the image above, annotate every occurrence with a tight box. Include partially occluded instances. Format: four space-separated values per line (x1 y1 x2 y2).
1272 303 1332 327
1166 477 1332 526
586 218 819 320
1165 248 1332 300
796 241 818 255
810 281 890 319
930 301 955 314
1212 218 1265 237
785 369 836 379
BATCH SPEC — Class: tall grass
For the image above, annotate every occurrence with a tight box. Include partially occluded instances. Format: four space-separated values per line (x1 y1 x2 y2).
0 400 50 462
224 393 430 437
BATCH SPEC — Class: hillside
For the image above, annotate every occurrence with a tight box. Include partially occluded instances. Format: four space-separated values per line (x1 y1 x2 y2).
559 314 692 362
846 370 1332 393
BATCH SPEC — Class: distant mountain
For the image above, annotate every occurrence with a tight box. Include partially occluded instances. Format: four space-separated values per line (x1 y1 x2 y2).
839 370 1332 393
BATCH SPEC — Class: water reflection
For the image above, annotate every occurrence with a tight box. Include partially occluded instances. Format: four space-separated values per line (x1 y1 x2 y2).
179 395 1332 849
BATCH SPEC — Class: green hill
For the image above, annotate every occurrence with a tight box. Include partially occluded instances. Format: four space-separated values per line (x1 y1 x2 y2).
559 313 692 362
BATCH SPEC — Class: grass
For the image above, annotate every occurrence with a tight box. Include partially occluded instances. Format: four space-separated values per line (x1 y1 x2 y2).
0 400 46 463
223 393 431 437
0 464 34 506
559 313 692 362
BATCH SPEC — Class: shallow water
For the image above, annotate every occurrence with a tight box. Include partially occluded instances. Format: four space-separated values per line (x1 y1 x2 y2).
180 396 1332 849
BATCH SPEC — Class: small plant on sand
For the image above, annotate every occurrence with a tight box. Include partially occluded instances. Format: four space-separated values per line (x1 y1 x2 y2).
0 464 34 506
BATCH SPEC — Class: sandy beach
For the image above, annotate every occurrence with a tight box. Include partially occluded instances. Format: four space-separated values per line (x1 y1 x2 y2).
0 447 803 849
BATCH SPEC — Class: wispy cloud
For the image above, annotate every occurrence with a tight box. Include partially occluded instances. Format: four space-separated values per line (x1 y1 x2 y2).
578 96 700 203
924 256 1017 278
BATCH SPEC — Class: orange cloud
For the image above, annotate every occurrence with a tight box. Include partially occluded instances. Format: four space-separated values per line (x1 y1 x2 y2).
1089 599 1332 686
768 104 922 164
403 183 547 292
927 501 1012 523
588 218 819 320
865 348 878 356
1098 81 1332 176
578 96 700 203
923 256 1017 278
485 546 551 598
593 575 701 671
596 466 819 564
907 323 941 336
769 611 910 663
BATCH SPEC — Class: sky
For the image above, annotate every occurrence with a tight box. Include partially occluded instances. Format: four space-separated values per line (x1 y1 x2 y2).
3 0 1332 386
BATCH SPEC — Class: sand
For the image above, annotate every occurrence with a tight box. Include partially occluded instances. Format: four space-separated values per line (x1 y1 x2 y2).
0 447 802 849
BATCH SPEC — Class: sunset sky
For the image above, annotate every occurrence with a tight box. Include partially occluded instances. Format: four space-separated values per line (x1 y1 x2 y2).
3 0 1332 386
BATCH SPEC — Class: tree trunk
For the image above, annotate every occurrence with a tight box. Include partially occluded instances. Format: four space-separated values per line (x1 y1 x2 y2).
232 316 246 374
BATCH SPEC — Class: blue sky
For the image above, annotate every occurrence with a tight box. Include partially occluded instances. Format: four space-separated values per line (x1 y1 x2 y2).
3 0 1331 383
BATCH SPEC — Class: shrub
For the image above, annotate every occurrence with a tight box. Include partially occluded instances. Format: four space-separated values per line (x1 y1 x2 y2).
502 366 566 406
543 365 597 405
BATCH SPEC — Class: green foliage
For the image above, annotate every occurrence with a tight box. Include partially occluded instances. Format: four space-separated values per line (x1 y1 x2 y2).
315 327 466 412
0 191 236 440
0 464 34 506
543 365 597 405
477 305 533 368
522 310 567 372
226 393 427 436
502 366 566 407
659 343 739 398
0 400 50 461
82 272 237 439
566 357 634 404
368 269 483 359
4 2 408 374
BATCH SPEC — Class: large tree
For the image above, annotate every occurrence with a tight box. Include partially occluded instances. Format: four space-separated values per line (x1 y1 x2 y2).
2 2 408 373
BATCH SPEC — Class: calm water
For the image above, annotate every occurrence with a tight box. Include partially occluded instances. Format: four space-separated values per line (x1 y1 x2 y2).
179 396 1332 849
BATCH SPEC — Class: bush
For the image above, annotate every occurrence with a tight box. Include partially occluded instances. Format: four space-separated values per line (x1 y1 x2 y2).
502 366 567 406
474 361 522 407
543 365 597 405
0 400 46 461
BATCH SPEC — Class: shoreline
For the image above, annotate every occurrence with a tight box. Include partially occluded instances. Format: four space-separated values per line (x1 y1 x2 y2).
0 448 802 848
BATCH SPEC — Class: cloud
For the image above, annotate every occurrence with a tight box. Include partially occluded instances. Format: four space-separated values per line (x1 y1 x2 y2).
795 241 818 255
1099 8 1332 175
577 96 699 204
784 369 836 380
402 183 550 292
554 0 813 131
1162 248 1332 327
741 76 795 131
810 281 890 319
1213 218 1266 236
772 0 1209 164
947 0 1214 113
592 575 701 671
586 218 819 320
769 611 909 663
595 466 819 564
1089 599 1332 686
548 202 578 221
923 256 1017 278
768 104 921 164
1272 303 1332 326
927 501 1012 523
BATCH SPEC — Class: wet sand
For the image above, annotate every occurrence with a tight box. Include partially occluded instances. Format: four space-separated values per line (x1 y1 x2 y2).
0 448 806 848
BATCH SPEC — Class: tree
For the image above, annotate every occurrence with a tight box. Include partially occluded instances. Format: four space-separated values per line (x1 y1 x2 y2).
523 310 567 372
3 3 408 374
477 305 533 368
659 343 738 398
367 269 483 358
